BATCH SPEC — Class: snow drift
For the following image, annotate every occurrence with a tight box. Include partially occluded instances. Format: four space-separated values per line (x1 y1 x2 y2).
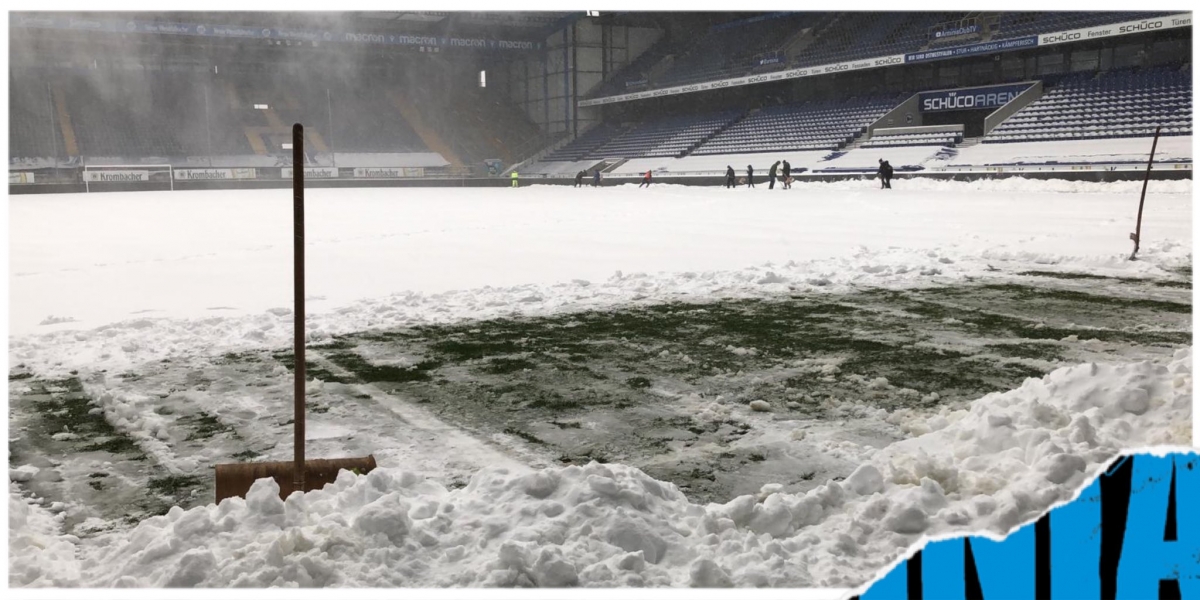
12 348 1191 588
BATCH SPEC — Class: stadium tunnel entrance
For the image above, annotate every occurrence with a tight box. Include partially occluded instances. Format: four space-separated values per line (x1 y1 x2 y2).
921 109 988 138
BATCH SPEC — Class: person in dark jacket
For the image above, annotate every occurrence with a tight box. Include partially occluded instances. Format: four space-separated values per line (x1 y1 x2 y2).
593 169 601 187
574 170 585 188
781 160 792 189
746 165 755 188
639 170 652 188
725 166 736 188
768 161 780 189
878 159 893 189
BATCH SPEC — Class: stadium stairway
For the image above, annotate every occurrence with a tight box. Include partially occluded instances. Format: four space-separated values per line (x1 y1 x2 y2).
681 112 746 158
51 84 80 157
387 90 464 168
956 137 983 149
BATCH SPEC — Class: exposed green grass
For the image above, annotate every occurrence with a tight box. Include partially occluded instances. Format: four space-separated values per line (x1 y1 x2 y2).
147 474 203 497
626 376 652 389
482 357 537 375
182 412 235 441
982 342 1066 362
503 427 546 445
324 352 440 383
23 378 148 460
229 449 260 461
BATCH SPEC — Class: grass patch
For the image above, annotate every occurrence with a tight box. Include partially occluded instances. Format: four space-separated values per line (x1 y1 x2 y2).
982 342 1065 362
182 412 235 441
976 284 1191 315
272 352 356 383
230 449 260 461
325 352 440 383
25 378 148 460
482 357 537 375
626 376 652 390
147 475 203 497
503 427 546 445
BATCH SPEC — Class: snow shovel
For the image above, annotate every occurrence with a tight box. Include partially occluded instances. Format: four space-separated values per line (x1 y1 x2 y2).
214 123 377 503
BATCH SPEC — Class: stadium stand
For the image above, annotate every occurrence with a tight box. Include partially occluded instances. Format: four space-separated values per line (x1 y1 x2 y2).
655 14 811 87
543 123 628 162
693 97 896 155
585 11 1180 96
797 13 967 67
985 66 1193 143
9 71 68 161
996 11 1176 39
591 110 743 158
592 38 682 98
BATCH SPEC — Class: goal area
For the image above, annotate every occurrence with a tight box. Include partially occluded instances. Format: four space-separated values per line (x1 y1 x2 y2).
82 164 174 192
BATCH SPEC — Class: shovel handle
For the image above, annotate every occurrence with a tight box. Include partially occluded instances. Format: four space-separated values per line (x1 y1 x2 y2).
293 123 305 494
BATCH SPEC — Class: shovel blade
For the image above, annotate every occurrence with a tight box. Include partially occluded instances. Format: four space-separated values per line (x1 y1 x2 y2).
214 455 378 503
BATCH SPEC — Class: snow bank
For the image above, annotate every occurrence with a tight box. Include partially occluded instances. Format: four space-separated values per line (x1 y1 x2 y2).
9 493 82 586
16 349 1187 588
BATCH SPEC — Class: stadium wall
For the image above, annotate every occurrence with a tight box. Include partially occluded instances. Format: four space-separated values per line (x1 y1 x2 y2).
503 20 660 137
11 165 1190 195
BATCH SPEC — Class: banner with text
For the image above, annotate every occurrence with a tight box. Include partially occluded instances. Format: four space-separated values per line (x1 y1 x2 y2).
84 170 150 182
281 167 339 179
905 35 1038 63
9 172 36 184
918 83 1033 112
173 168 257 181
11 14 543 51
578 55 907 107
1039 12 1191 46
353 167 425 178
932 24 980 39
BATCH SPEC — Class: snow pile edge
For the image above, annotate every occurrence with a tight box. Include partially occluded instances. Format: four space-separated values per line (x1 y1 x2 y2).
10 348 1191 588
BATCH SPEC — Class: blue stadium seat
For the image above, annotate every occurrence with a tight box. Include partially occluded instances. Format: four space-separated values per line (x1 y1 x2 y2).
984 66 1192 144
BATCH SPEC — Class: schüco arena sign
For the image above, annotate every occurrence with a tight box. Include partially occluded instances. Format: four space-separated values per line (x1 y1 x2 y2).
918 83 1033 113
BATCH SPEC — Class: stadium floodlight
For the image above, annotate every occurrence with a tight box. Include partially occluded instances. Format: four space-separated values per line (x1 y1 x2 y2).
282 143 293 150
587 10 600 17
479 70 487 88
254 104 269 110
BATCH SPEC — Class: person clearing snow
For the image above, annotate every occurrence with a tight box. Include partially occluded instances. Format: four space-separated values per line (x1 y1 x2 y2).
640 170 652 188
511 170 519 188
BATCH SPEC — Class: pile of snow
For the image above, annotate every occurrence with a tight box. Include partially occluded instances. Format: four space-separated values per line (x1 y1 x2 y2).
9 493 82 587
14 349 1189 588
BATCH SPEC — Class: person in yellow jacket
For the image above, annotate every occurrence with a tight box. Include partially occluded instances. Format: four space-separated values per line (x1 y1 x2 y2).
511 170 519 188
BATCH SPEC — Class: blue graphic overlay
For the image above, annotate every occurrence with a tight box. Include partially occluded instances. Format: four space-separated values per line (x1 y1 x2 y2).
854 451 1199 600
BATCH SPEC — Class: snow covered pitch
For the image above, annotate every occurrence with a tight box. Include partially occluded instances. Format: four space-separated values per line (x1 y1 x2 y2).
8 178 1194 588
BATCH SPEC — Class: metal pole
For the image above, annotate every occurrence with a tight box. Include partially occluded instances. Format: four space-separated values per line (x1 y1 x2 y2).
1129 125 1162 261
292 123 306 494
326 89 335 167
